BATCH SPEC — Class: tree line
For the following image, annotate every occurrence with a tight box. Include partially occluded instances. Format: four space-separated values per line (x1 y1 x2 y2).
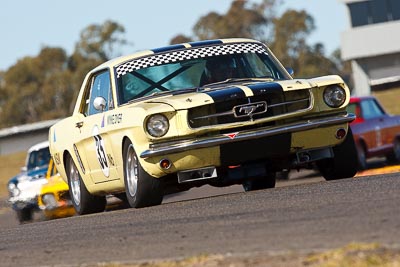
0 0 351 128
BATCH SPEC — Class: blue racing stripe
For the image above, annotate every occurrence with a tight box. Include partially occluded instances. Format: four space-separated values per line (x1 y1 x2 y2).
203 87 246 103
247 82 283 95
189 40 223 47
152 44 186 53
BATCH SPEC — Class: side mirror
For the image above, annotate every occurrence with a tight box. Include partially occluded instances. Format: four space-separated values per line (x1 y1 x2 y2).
286 67 294 76
93 97 107 112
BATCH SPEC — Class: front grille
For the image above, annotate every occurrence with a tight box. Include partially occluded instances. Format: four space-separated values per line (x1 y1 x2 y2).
188 86 311 128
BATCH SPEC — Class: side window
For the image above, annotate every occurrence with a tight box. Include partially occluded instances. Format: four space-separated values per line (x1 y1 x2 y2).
26 147 50 170
361 99 384 119
88 70 113 116
81 85 91 116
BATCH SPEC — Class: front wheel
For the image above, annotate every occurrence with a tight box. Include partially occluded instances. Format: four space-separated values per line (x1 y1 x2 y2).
123 140 163 208
16 208 33 223
386 139 400 164
356 142 368 170
66 156 106 215
317 127 358 180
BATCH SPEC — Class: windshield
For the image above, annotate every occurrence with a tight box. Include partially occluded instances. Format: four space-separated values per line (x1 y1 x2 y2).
115 42 289 104
26 147 50 171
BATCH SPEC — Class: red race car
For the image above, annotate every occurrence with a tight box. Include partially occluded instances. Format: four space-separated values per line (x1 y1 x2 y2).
346 96 400 170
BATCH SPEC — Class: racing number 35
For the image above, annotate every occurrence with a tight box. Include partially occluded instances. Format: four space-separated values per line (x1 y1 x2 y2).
94 135 110 177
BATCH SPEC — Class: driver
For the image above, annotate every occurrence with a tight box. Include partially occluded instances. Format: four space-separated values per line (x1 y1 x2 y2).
201 56 237 85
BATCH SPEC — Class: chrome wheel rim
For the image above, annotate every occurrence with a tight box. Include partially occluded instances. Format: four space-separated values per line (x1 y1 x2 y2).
126 144 138 198
70 161 81 206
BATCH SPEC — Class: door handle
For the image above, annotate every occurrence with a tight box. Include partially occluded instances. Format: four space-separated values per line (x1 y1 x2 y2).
76 121 84 128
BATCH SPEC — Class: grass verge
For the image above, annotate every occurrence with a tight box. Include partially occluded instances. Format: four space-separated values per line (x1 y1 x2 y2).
305 242 400 267
79 243 400 267
373 87 400 115
0 151 26 199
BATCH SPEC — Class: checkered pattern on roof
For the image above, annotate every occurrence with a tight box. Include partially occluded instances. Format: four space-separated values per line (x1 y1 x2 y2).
115 42 266 78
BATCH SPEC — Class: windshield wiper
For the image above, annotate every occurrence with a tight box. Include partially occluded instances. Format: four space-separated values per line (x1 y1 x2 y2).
151 87 200 96
128 87 200 103
202 77 274 87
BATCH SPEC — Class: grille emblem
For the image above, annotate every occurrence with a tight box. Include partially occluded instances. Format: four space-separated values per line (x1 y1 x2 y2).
233 101 267 118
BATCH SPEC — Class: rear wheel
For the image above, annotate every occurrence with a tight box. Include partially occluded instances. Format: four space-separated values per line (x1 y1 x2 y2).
123 140 163 208
317 127 358 180
66 156 106 215
242 172 276 191
356 142 367 170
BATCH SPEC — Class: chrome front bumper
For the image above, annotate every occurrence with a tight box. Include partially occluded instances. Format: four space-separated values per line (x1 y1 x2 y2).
140 113 356 158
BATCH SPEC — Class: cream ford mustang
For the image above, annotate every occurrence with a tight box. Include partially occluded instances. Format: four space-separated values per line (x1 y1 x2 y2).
49 38 358 214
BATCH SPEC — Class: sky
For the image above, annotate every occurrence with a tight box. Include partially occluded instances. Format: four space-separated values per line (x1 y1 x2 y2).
0 0 348 71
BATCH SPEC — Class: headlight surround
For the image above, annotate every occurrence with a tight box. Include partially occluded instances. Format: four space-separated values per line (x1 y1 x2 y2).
323 85 346 108
146 114 169 137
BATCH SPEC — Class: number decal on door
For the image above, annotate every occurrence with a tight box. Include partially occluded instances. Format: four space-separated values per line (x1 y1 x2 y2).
94 134 110 177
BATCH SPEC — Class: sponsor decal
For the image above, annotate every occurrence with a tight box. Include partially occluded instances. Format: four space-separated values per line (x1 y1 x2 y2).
92 125 109 177
107 154 115 166
116 42 266 78
107 113 123 125
101 114 105 128
53 153 61 165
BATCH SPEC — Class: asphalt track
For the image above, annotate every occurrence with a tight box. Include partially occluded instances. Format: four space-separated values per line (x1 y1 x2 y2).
0 169 399 267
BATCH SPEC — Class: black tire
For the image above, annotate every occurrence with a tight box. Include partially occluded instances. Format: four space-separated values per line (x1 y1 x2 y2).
356 142 368 170
16 208 33 223
276 170 290 180
123 140 163 208
317 127 358 180
242 172 276 191
66 156 106 215
386 139 400 164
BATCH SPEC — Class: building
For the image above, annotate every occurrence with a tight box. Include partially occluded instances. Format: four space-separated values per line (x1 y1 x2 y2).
0 119 59 155
340 0 400 96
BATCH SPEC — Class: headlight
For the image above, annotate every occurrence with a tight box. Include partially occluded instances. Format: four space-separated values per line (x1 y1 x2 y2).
146 114 169 137
323 85 346 108
42 194 58 209
8 183 20 197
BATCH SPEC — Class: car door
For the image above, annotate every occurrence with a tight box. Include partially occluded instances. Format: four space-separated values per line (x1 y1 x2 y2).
371 99 398 150
360 98 386 152
74 69 119 184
